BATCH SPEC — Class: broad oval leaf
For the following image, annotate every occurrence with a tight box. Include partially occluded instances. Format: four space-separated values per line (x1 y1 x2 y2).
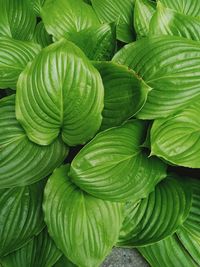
0 181 44 257
0 228 62 267
16 39 104 146
65 23 116 61
91 0 135 43
113 36 200 119
70 120 166 202
151 101 200 168
0 0 36 41
159 0 200 17
138 234 197 267
134 0 156 38
150 3 200 41
33 21 52 48
93 61 151 130
0 37 41 90
0 95 68 188
41 0 99 40
43 165 124 267
118 175 192 247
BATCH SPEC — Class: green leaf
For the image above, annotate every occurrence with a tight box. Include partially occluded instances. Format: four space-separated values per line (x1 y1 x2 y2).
1 228 62 267
0 37 41 90
159 0 200 17
0 181 45 257
113 35 200 119
54 256 76 267
91 0 135 43
138 234 197 267
93 61 151 130
33 21 52 48
70 120 166 202
41 0 100 40
43 165 124 267
118 175 192 247
0 0 36 41
134 0 156 38
0 95 68 188
149 3 200 41
151 101 200 168
29 0 45 16
65 23 116 61
16 39 104 146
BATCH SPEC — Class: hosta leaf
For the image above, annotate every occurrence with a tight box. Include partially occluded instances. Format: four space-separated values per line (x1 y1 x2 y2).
93 61 151 130
29 0 45 16
0 181 44 257
65 23 116 61
134 0 156 38
151 101 200 168
159 0 200 17
0 0 36 41
70 120 166 202
91 0 135 43
0 228 62 267
150 3 200 41
16 39 104 146
138 234 197 267
113 36 200 119
0 95 68 188
41 0 99 40
118 175 192 247
33 21 52 48
43 165 123 267
0 37 41 90
54 256 76 267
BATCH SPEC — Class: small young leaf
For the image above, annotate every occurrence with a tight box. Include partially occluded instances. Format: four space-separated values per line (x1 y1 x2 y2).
43 165 124 267
70 120 166 202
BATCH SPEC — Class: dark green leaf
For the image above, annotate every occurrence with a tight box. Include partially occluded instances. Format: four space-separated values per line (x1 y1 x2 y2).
33 21 52 48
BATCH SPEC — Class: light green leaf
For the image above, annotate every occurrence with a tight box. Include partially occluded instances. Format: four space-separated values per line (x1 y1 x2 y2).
43 165 123 267
134 0 156 38
0 37 41 90
65 23 116 61
0 228 62 267
93 61 151 130
138 234 197 267
113 36 200 119
70 120 166 202
118 175 192 247
159 0 200 17
151 101 200 168
0 181 45 257
91 0 135 43
0 0 36 41
150 3 200 41
16 39 104 146
41 0 99 40
0 95 68 188
33 21 52 48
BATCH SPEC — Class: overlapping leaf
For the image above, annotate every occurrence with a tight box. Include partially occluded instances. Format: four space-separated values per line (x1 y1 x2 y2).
118 175 191 247
150 3 200 41
91 0 135 43
65 23 116 61
41 0 100 40
43 165 123 267
93 61 151 130
0 181 44 257
0 228 62 267
159 0 200 17
70 120 166 202
151 101 200 168
0 95 68 188
29 0 45 16
33 21 52 48
16 39 104 146
54 256 76 267
113 35 200 119
0 37 41 89
0 0 36 41
134 0 156 38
